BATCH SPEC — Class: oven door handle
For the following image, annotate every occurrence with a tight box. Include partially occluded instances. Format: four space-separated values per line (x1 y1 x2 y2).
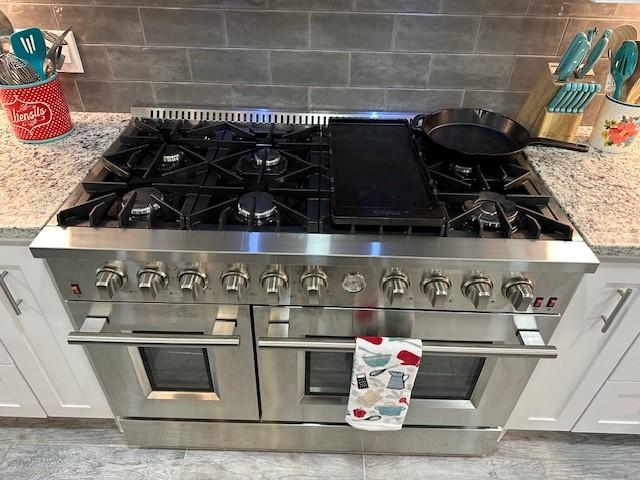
67 317 240 348
257 337 558 358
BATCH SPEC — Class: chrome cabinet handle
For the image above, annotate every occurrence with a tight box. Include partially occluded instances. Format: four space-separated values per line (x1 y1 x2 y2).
601 288 633 333
257 338 558 358
67 316 240 347
0 271 22 316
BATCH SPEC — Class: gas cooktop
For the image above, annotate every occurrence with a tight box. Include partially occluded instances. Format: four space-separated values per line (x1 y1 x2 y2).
56 115 573 241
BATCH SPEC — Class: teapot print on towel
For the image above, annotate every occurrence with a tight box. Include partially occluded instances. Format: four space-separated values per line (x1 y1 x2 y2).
386 371 409 390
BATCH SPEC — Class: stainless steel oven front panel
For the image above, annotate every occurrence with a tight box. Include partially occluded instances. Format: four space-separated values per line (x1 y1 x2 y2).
67 302 259 421
254 306 559 427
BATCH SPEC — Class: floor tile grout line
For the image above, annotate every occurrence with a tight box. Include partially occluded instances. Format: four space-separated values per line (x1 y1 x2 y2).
362 452 367 479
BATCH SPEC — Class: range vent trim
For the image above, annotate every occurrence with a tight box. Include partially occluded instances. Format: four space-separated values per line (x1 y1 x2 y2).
130 107 416 125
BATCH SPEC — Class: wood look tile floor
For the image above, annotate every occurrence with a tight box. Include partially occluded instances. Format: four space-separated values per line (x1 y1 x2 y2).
0 419 638 479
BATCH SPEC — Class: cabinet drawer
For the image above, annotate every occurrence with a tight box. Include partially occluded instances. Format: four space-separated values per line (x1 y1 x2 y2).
573 381 640 434
610 333 640 382
0 340 13 366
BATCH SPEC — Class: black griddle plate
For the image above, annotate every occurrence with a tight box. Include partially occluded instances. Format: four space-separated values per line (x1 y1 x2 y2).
329 118 445 227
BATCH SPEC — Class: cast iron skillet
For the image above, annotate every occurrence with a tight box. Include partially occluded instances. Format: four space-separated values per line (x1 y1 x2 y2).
411 109 588 162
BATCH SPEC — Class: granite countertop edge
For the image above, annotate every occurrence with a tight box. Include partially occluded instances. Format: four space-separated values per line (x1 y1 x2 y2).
1 115 638 259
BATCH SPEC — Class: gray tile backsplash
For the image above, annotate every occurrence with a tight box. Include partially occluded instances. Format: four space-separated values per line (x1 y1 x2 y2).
3 0 640 125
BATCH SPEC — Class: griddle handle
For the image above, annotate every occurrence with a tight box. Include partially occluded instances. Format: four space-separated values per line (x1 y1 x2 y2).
528 138 589 152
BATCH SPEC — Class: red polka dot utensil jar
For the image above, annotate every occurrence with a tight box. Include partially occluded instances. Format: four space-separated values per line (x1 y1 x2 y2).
0 74 73 143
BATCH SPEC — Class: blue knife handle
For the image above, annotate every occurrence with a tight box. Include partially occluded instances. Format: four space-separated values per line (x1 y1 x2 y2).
557 40 591 82
556 32 588 75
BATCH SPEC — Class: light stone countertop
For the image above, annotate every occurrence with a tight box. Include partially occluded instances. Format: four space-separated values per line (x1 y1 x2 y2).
0 112 129 239
527 127 640 258
0 115 638 258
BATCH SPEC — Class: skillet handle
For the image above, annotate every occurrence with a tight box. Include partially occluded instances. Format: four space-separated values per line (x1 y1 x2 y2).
528 137 589 152
410 114 427 131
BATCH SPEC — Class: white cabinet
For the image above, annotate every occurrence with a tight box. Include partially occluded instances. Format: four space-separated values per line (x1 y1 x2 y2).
0 242 111 418
573 382 640 433
0 340 46 417
507 259 640 431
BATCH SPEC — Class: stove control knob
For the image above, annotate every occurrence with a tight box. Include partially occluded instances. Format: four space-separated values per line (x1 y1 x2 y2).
261 266 288 305
137 265 168 301
300 266 328 305
95 264 126 300
178 269 207 301
462 275 493 310
421 275 451 309
503 276 535 312
221 265 250 299
381 269 410 305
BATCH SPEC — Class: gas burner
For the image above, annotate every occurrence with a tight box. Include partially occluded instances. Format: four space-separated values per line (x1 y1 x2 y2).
122 188 164 216
463 192 518 230
237 192 278 224
251 147 282 167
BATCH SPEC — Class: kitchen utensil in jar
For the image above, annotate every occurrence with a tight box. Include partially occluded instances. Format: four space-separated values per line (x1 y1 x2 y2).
42 29 67 47
45 26 71 72
622 41 640 103
576 29 612 79
0 53 40 85
412 109 589 163
608 24 638 60
10 27 47 80
611 40 638 100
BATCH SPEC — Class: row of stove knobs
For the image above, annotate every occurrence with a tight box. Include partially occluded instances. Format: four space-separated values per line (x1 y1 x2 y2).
380 270 534 311
95 263 534 311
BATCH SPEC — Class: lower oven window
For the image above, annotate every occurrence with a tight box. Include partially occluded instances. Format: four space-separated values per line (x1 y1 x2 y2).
138 339 214 392
305 351 485 400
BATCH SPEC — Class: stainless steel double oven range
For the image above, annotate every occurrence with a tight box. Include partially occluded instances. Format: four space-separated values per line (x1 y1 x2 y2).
31 108 598 455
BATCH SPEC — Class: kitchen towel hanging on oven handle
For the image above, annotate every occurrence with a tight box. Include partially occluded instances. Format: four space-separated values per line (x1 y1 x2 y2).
345 336 422 431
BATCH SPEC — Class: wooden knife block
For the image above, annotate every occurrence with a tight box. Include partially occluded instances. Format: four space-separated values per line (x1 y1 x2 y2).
516 63 598 142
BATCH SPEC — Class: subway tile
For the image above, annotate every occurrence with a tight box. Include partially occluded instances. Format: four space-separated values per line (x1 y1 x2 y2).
508 56 557 91
270 0 353 10
77 80 154 112
441 0 529 15
231 85 308 109
75 45 113 81
226 11 308 48
528 0 617 18
270 50 349 86
463 90 528 118
2 4 57 30
108 47 189 82
154 83 233 106
354 0 441 13
394 15 481 53
189 49 269 84
58 77 83 111
140 8 225 47
428 54 513 90
311 12 394 51
477 17 568 55
53 6 144 45
310 87 386 110
350 52 430 88
616 5 640 19
95 0 267 7
385 89 464 112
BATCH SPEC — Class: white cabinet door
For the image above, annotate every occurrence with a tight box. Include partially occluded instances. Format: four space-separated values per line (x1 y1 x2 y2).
0 340 46 417
573 381 640 434
506 260 640 431
610 328 640 382
0 244 112 418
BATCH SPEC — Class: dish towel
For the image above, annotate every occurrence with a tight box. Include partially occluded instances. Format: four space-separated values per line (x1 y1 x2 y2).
345 336 422 431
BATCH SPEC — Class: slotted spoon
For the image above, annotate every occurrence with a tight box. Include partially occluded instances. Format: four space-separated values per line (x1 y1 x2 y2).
10 27 47 80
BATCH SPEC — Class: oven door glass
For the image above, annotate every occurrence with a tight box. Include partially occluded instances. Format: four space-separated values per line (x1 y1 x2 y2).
306 351 484 400
139 344 214 393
